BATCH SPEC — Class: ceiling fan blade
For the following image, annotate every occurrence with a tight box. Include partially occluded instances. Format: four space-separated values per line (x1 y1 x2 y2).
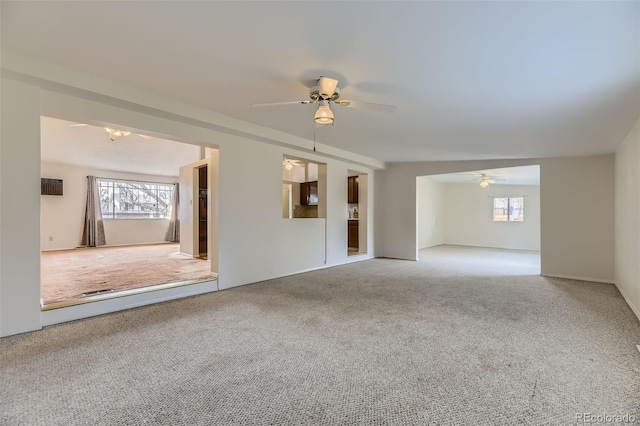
138 134 154 141
318 76 339 99
333 100 397 113
69 123 87 127
252 100 315 107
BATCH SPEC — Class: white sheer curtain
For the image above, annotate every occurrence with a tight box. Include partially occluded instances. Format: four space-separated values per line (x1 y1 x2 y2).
166 183 180 242
80 176 106 247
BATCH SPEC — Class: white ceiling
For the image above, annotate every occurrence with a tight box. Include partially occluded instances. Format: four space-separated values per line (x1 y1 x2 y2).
425 165 540 186
40 117 201 177
3 2 639 163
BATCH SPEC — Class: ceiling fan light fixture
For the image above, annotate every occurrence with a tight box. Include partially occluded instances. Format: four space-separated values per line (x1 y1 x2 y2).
480 177 490 188
314 102 334 125
104 127 130 141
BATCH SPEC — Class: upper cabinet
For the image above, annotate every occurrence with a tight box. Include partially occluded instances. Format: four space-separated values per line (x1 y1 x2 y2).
348 176 359 204
300 181 318 205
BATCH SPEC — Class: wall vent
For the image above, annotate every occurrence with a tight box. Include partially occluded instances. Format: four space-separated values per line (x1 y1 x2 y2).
41 178 63 196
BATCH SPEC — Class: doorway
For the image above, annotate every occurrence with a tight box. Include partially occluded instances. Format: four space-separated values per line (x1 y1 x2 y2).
416 165 541 273
347 171 368 257
40 116 219 309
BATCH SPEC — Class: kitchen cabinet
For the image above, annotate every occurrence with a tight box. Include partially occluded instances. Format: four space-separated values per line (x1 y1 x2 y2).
300 181 318 205
348 176 359 204
348 219 359 249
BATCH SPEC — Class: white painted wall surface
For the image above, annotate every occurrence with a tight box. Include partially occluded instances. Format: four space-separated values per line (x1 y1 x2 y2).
539 156 614 283
443 183 540 251
178 162 195 256
416 177 445 249
0 65 377 335
376 156 614 283
614 118 640 320
358 174 368 254
178 158 208 257
41 162 177 251
0 79 42 336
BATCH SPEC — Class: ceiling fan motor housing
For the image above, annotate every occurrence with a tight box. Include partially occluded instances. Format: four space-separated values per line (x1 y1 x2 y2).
309 84 341 101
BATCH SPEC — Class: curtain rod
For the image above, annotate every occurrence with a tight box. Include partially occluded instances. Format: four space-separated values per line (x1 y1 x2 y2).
89 176 177 185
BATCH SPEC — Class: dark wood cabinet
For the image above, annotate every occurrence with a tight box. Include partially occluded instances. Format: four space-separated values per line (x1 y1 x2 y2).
347 176 359 204
348 219 359 249
300 181 318 205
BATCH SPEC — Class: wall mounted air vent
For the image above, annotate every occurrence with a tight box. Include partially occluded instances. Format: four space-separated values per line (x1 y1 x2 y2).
41 178 63 196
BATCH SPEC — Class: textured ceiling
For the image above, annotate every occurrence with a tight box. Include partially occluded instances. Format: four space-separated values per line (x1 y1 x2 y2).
425 165 540 186
3 1 639 162
40 117 201 177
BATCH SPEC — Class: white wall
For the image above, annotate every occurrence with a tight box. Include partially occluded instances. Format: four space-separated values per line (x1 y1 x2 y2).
0 79 42 336
614 118 640 320
41 162 178 251
443 183 540 251
358 174 368 254
377 156 614 283
540 156 614 283
179 158 209 257
416 177 445 249
0 63 377 335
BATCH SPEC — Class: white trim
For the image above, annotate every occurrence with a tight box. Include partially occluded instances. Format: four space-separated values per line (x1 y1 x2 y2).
218 264 334 291
42 241 175 252
614 283 640 323
541 273 614 285
41 280 217 326
346 253 374 263
0 323 42 337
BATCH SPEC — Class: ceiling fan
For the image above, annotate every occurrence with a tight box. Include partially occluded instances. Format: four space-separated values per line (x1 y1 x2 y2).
466 173 505 188
69 123 154 141
283 158 305 171
252 76 397 125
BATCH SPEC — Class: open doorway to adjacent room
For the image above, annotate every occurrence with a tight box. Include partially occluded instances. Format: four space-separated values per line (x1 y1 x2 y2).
347 170 368 257
416 165 541 273
40 117 219 310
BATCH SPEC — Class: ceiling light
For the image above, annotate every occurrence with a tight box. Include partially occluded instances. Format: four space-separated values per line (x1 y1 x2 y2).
284 162 293 171
314 101 334 125
104 127 131 141
480 177 490 188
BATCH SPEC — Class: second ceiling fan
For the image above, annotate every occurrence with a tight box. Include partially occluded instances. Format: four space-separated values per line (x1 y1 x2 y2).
252 76 397 125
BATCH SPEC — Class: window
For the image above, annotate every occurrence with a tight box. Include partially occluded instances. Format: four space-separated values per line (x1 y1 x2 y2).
98 178 174 219
493 197 524 222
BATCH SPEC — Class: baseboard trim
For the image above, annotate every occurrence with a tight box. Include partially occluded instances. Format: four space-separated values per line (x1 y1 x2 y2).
0 322 42 338
614 283 640 323
217 256 376 291
346 253 374 263
41 280 217 326
43 242 174 252
541 273 614 285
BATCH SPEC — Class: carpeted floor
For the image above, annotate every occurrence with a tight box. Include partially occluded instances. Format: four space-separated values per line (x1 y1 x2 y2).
3 245 639 425
41 243 214 305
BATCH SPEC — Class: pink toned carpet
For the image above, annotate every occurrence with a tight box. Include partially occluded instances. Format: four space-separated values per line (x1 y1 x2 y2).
41 243 214 305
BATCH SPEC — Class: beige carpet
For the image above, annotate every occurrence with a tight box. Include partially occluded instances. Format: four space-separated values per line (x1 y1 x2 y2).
3 245 639 425
41 243 214 305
